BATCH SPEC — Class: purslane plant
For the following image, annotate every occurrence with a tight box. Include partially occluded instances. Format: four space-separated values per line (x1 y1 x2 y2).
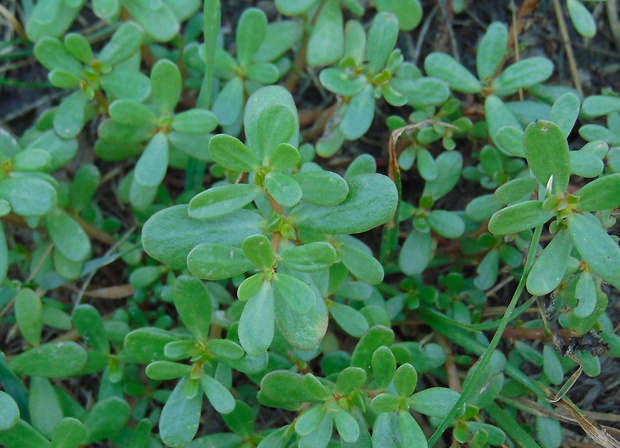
0 1 619 448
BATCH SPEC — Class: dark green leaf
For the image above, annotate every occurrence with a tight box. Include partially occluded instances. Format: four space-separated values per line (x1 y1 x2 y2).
187 243 252 280
339 84 375 140
550 92 580 138
307 0 343 67
422 151 463 200
9 341 87 377
72 305 109 353
526 229 573 296
351 325 394 373
372 346 396 389
151 59 181 113
337 244 384 285
476 22 507 81
264 172 302 207
398 229 432 276
410 387 461 419
142 205 262 269
239 282 275 355
291 173 397 234
0 390 19 431
575 173 620 211
236 8 268 67
160 377 202 447
330 302 369 338
294 171 349 206
524 119 570 193
173 275 212 342
493 57 554 93
334 409 360 443
265 143 299 172
209 134 258 172
424 53 481 93
188 184 260 220
375 0 422 31
0 419 51 448
319 68 367 97
366 12 399 74
145 361 192 380
0 177 57 217
567 0 596 37
242 234 275 270
45 209 90 263
172 109 217 134
54 90 88 139
15 288 42 347
278 242 337 272
296 406 326 436
123 327 179 364
488 200 554 235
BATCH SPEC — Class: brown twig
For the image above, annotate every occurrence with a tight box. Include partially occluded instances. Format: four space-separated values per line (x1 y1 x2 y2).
552 0 584 97
0 3 28 41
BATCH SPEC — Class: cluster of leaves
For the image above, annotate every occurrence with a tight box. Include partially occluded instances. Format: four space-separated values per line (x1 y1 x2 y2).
1 1 619 447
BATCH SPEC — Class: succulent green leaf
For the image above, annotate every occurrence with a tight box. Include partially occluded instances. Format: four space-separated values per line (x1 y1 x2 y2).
172 109 217 134
550 92 581 138
351 325 395 373
526 230 573 296
428 210 465 239
574 271 597 318
485 95 523 150
145 361 192 380
206 341 242 362
0 419 51 448
568 212 620 288
92 0 119 19
337 244 384 285
294 171 349 206
212 77 245 127
257 104 298 159
339 84 375 140
422 151 463 200
570 149 605 178
291 173 397 234
134 133 169 188
567 0 596 37
488 200 554 235
296 406 326 436
335 366 367 395
259 371 314 408
34 37 83 76
329 302 369 338
101 70 151 102
0 176 57 217
242 234 275 270
264 172 302 207
274 277 329 350
49 417 87 448
575 173 620 212
0 389 19 431
123 327 179 364
143 205 261 269
366 12 399 75
307 0 343 67
495 176 537 204
70 164 100 213
9 341 87 377
26 0 82 42
160 377 202 448
188 184 260 221
245 86 299 154
496 126 525 157
424 52 481 93
64 33 92 63
370 393 401 413
302 373 332 401
394 363 418 398
254 20 304 62
298 412 333 448
236 8 268 67
109 100 158 126
524 119 571 193
581 95 620 117
53 90 88 139
278 242 337 272
72 305 109 353
372 346 396 389
98 21 144 65
398 228 432 276
493 57 554 93
201 376 236 414
11 149 51 172
375 0 422 31
209 134 258 172
124 1 179 42
465 194 503 221
239 282 275 355
410 387 461 419
475 248 499 291
45 209 90 263
29 376 62 438
334 409 360 443
399 410 428 448
245 62 280 84
188 243 252 280
273 273 315 315
15 288 42 347
265 143 299 172
275 0 317 15
394 77 450 109
150 59 181 113
319 68 367 97
542 345 564 385
173 275 212 341
476 22 507 81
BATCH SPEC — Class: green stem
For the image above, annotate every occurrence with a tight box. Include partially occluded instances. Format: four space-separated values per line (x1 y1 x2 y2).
485 402 541 448
198 0 220 109
426 224 543 446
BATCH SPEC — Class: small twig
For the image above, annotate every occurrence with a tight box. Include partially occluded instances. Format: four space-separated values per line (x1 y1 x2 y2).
607 0 620 52
412 5 438 66
552 0 584 97
0 3 27 41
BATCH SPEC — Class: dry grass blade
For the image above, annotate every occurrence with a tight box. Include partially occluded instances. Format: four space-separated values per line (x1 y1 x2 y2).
84 285 135 299
556 398 620 448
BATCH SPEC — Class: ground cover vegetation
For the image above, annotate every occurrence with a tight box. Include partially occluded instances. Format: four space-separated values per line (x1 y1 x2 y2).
0 0 619 446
